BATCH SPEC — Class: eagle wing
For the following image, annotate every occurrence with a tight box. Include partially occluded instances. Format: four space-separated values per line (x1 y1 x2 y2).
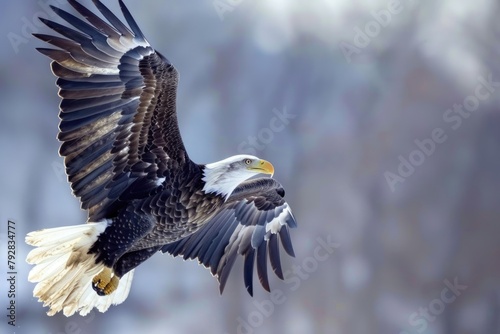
36 0 187 221
161 178 297 295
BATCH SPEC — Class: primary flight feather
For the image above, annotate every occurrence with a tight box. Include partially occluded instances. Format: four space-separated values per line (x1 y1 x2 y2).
26 0 297 316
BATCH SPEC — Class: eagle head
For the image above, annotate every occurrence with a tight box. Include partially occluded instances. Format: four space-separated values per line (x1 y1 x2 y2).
202 154 274 200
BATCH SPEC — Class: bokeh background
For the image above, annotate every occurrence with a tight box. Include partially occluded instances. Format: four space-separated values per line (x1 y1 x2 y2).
1 0 500 333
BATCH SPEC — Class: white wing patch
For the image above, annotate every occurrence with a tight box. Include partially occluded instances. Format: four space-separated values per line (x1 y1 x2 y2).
265 203 292 236
155 177 166 186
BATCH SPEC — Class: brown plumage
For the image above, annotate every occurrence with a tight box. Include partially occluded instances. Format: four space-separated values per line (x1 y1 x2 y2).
25 0 297 317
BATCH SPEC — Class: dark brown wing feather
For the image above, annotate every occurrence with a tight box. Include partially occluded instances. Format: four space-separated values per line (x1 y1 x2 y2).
36 0 189 221
161 178 297 296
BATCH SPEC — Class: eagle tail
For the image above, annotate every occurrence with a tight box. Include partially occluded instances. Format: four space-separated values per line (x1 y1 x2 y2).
26 221 134 316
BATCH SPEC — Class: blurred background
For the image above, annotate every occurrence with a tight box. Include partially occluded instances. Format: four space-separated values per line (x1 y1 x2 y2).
1 0 500 333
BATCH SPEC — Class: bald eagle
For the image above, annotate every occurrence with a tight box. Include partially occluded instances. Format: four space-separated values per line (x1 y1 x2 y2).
26 0 297 317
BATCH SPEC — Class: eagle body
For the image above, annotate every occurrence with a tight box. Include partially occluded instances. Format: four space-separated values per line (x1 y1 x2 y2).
88 161 215 273
26 0 297 317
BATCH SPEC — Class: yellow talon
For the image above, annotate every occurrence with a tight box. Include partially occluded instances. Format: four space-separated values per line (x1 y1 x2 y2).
92 267 119 296
103 275 119 295
92 267 112 289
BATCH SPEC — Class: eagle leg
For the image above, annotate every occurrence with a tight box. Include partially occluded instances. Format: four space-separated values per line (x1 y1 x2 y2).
92 266 120 296
113 245 162 278
88 210 156 297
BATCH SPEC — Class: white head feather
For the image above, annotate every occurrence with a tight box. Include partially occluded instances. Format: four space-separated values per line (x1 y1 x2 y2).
202 154 272 200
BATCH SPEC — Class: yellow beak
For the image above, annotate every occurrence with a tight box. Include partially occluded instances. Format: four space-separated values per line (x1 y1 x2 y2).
248 159 274 176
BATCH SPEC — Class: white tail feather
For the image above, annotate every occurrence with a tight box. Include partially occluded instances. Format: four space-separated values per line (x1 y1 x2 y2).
26 222 134 316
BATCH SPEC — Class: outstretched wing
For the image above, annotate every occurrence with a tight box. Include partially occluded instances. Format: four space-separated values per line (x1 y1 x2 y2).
36 0 188 221
161 178 297 295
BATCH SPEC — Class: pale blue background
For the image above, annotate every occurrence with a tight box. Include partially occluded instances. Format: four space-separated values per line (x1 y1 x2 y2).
1 0 500 333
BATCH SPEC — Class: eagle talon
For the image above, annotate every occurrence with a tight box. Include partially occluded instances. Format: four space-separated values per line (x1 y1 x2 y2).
92 267 119 296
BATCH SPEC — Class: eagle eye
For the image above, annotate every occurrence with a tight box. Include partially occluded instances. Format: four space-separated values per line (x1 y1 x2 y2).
244 158 252 165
